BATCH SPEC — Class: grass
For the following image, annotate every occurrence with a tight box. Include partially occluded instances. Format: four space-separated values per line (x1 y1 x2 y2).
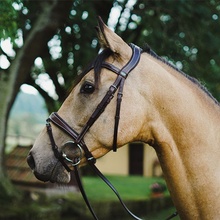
82 175 168 201
81 175 180 220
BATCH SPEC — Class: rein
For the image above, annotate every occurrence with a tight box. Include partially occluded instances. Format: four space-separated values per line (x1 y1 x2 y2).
45 43 178 220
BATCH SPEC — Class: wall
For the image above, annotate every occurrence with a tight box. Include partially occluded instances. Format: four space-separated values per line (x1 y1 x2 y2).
96 143 162 177
96 145 129 175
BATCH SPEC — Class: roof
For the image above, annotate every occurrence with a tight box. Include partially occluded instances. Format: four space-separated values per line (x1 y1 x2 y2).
6 145 77 189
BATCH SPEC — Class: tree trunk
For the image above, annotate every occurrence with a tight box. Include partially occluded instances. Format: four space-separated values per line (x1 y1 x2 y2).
0 0 73 198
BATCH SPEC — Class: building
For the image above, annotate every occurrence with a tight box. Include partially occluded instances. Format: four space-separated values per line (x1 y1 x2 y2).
96 142 163 177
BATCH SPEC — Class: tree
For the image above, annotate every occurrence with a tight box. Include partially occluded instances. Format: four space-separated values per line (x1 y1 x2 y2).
0 0 74 198
23 0 220 110
116 1 220 98
0 0 114 199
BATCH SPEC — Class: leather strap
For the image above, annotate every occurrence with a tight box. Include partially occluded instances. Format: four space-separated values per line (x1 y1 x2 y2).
48 113 95 162
45 43 179 220
75 76 122 144
165 212 179 220
46 120 72 172
74 166 98 220
87 161 143 220
69 43 142 152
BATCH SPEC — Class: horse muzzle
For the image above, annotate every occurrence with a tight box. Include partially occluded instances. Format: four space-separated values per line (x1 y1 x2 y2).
27 152 51 182
27 151 70 183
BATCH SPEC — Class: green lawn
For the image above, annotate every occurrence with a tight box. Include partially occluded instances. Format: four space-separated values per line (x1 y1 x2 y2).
81 175 180 219
82 175 168 201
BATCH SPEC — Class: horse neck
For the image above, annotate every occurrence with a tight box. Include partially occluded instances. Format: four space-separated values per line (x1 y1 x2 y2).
139 53 220 219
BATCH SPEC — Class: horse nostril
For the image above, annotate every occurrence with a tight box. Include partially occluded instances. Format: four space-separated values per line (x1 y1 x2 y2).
27 153 36 170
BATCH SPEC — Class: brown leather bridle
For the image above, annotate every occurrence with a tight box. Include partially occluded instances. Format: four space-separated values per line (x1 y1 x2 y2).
46 43 142 169
45 43 178 220
45 43 143 220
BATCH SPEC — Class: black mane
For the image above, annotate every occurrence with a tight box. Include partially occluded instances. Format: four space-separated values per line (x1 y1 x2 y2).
73 48 113 89
93 48 113 88
143 44 219 106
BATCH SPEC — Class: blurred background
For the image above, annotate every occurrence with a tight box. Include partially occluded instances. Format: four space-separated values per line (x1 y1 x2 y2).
0 0 220 219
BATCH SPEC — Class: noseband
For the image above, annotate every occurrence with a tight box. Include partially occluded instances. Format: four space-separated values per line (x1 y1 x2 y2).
45 44 178 220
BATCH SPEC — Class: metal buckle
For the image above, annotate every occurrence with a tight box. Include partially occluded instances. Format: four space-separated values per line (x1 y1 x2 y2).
62 141 83 166
119 71 127 78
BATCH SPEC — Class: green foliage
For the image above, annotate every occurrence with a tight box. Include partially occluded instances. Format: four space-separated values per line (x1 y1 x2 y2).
0 0 19 40
0 176 22 203
128 1 220 99
2 0 220 109
0 193 61 220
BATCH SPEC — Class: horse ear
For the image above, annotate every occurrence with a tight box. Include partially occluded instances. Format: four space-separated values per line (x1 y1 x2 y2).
95 17 109 49
96 16 131 58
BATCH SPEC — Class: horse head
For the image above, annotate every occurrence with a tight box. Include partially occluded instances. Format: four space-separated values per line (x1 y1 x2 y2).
27 17 150 183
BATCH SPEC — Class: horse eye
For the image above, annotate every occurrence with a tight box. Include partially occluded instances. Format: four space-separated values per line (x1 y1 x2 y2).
80 82 95 94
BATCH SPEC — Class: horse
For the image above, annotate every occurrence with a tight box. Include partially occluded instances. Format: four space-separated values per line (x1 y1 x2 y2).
27 17 220 219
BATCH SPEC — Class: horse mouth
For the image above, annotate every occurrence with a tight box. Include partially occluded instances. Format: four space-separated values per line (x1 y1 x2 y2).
34 162 70 183
33 170 51 182
27 153 70 183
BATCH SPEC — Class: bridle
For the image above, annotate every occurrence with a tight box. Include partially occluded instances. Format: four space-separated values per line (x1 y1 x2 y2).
45 43 178 220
